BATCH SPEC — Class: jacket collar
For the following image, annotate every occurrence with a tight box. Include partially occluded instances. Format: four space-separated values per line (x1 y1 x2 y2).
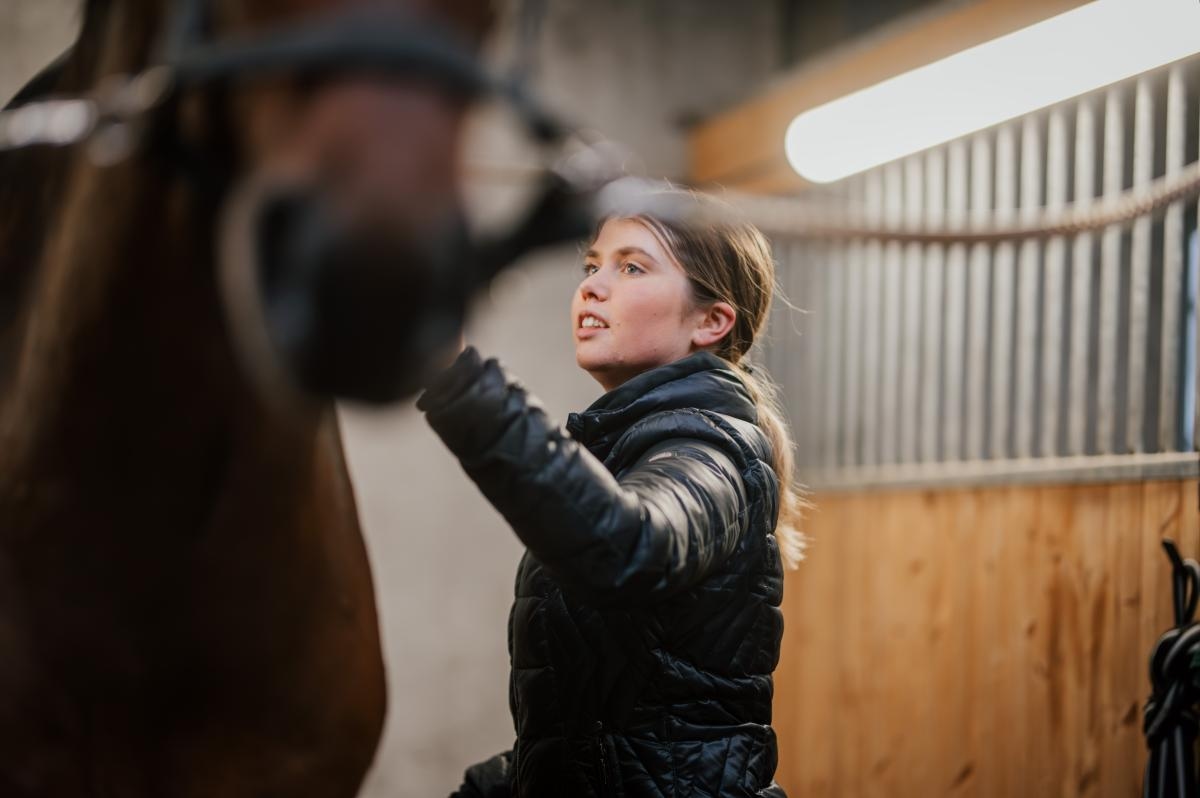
565 351 757 456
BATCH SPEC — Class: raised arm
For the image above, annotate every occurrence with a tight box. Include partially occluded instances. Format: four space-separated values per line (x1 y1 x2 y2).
417 348 750 605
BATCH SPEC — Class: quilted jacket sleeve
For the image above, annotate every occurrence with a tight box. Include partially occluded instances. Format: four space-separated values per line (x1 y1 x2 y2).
448 749 512 798
417 348 749 605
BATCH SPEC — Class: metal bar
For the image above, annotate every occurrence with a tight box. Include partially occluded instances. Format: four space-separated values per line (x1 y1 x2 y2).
773 240 797 458
901 155 924 463
992 124 1017 461
1069 95 1098 456
1015 114 1043 459
1160 63 1186 452
943 138 969 462
1041 106 1070 458
965 132 992 461
861 169 885 467
1128 74 1155 454
794 241 819 469
772 241 795 459
921 147 946 464
841 177 866 467
808 452 1200 493
1097 86 1124 455
822 238 844 468
880 161 904 465
808 239 829 468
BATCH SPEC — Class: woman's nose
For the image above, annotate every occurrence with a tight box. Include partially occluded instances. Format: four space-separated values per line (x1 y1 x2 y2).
580 272 609 301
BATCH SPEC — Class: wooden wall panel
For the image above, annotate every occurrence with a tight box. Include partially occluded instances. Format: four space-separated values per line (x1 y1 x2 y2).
773 479 1200 797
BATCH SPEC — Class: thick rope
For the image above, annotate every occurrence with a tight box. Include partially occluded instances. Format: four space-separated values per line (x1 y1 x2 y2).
729 158 1200 244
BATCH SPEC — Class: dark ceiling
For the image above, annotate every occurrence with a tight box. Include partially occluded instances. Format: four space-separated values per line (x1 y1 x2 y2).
777 0 947 68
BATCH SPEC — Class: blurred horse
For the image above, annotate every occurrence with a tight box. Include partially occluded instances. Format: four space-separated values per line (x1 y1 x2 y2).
0 0 494 794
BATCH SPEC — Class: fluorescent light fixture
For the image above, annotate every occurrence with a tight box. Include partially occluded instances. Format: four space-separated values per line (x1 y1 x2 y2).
785 0 1200 183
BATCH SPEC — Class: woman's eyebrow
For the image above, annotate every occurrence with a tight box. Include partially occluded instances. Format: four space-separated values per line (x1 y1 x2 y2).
614 246 659 264
583 246 660 264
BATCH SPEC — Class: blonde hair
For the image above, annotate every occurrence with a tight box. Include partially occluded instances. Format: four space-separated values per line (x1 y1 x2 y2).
602 190 809 568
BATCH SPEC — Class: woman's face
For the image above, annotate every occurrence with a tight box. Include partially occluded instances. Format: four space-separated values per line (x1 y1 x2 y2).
572 218 724 392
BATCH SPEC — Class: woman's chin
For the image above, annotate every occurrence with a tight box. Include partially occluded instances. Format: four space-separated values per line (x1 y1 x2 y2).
574 342 605 367
575 353 604 374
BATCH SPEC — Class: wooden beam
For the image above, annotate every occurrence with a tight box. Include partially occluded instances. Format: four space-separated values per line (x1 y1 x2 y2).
688 0 1089 194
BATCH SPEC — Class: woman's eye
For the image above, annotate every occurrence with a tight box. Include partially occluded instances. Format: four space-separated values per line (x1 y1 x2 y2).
621 262 643 274
582 263 599 276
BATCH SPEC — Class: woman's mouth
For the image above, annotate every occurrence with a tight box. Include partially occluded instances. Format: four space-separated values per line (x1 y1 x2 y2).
580 315 608 329
576 312 609 339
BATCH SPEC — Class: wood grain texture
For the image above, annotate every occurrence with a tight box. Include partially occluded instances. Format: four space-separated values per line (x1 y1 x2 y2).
772 479 1200 797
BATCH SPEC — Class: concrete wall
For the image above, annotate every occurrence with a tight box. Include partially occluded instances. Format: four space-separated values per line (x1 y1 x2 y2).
0 2 783 795
353 4 782 794
0 0 80 103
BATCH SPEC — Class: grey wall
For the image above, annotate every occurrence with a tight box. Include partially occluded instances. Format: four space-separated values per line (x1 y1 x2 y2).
0 2 784 795
353 4 783 794
0 0 80 103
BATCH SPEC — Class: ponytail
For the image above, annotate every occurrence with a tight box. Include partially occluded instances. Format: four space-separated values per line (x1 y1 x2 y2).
730 360 809 569
606 191 812 569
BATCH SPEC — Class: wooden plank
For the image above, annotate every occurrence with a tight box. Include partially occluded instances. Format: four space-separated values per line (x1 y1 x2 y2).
830 489 859 792
1139 479 1185 679
775 497 839 796
769 481 1197 796
941 487 978 795
1065 483 1111 796
1100 482 1145 798
1001 483 1042 796
970 485 1001 798
1022 484 1055 797
866 489 906 794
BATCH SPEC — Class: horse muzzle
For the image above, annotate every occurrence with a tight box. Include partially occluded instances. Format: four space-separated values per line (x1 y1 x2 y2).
219 175 476 405
217 163 623 405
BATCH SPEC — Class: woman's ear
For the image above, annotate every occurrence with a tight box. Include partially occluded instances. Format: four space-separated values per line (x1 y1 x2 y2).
692 301 737 349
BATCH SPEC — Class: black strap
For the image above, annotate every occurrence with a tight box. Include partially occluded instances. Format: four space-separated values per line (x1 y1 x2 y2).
1143 539 1200 798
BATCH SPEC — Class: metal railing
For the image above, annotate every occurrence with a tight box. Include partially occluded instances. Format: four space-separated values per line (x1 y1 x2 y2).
761 56 1200 490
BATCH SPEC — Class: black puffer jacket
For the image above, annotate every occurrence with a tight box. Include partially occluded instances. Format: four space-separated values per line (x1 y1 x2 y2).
419 348 787 798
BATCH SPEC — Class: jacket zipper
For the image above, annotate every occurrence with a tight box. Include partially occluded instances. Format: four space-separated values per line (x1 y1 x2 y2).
595 721 613 796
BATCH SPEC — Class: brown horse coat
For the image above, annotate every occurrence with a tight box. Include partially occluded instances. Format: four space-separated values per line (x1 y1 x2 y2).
0 0 503 792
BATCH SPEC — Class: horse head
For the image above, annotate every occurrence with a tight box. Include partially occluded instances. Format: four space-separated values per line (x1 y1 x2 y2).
198 0 501 402
0 1 511 795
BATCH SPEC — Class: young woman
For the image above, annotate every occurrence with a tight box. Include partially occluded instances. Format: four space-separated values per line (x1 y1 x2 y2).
418 191 806 798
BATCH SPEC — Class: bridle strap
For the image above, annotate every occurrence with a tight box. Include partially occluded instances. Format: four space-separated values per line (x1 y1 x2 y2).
0 3 568 156
170 10 493 97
